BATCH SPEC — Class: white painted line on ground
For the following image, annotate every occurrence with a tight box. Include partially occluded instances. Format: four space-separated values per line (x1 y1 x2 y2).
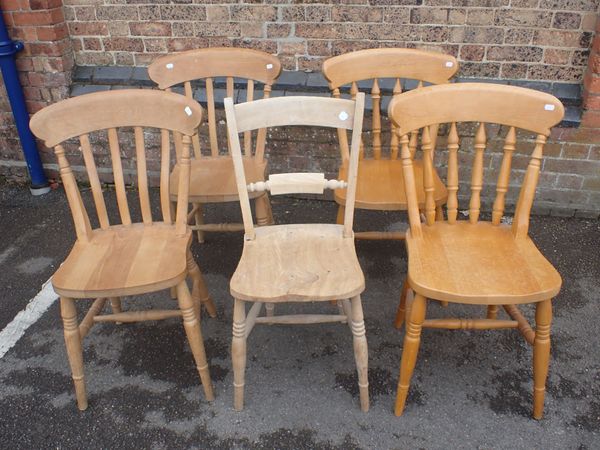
0 278 57 359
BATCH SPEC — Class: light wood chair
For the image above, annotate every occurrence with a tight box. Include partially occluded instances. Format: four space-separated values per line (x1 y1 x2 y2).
224 94 369 412
388 83 564 419
148 47 282 243
322 48 458 240
30 90 216 410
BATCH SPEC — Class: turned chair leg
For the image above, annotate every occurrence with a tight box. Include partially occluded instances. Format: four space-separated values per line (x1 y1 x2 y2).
187 251 217 318
109 297 122 324
176 281 214 401
395 293 427 416
193 202 205 243
60 297 87 411
486 305 499 320
350 295 369 412
265 303 275 317
336 205 345 225
394 278 409 329
533 299 552 420
232 298 247 411
255 194 274 226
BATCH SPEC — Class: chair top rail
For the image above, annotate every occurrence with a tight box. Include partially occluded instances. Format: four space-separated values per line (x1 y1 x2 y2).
30 89 203 147
388 83 564 136
148 47 282 89
323 48 458 89
233 96 357 133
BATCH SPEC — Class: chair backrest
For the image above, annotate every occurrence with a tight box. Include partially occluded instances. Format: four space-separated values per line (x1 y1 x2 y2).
323 48 458 162
224 94 365 240
387 83 564 240
148 47 282 162
30 89 203 241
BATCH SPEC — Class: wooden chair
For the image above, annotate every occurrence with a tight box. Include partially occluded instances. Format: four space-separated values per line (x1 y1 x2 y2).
29 90 216 410
322 48 458 240
224 94 369 412
148 47 282 243
388 83 564 419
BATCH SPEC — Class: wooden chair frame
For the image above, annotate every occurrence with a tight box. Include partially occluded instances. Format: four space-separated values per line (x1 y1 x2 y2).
30 90 216 410
149 47 282 243
322 48 458 240
388 83 565 419
224 94 370 412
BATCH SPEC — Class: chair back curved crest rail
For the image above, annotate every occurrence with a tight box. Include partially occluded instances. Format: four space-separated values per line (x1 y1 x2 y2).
224 94 370 412
387 82 565 419
148 47 282 242
322 48 459 240
29 89 215 410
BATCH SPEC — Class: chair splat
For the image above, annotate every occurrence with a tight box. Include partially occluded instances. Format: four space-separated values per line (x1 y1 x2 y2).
492 126 516 225
107 127 132 226
79 133 109 230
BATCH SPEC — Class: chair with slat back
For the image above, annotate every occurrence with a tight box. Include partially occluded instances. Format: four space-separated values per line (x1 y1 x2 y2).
224 94 369 412
30 90 216 410
148 47 282 243
387 83 564 419
322 48 458 240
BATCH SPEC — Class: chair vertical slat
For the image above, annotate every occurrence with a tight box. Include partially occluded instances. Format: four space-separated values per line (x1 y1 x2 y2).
492 126 516 225
134 126 152 225
371 79 382 159
107 128 131 225
469 123 486 224
390 79 402 159
333 87 350 161
399 134 422 239
55 144 93 241
254 84 271 162
160 129 172 224
421 126 436 225
225 77 235 154
184 81 202 158
512 134 546 239
175 135 192 236
80 134 109 229
350 81 364 159
446 123 460 224
244 79 254 156
205 77 219 157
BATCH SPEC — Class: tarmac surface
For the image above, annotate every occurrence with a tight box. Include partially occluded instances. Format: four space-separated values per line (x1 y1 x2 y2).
0 183 599 449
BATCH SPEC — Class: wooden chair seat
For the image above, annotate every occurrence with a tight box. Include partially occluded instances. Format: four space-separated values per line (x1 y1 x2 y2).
52 223 191 298
230 224 365 302
406 222 561 305
335 159 447 210
169 156 267 203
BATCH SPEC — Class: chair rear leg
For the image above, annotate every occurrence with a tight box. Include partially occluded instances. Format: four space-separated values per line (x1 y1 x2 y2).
176 281 214 401
232 298 247 411
486 305 499 319
350 295 369 412
265 303 275 317
255 193 273 226
394 278 409 329
193 202 205 243
109 297 123 324
533 299 552 420
395 293 427 416
60 297 87 411
336 205 345 225
187 251 217 318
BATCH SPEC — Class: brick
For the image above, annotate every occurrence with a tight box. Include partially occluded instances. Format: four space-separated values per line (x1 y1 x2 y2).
102 37 143 52
553 12 581 30
278 41 306 56
505 28 533 45
383 7 410 23
280 6 304 22
533 30 588 48
561 143 590 159
167 38 209 53
544 49 571 65
69 22 108 36
581 110 600 127
572 50 590 67
465 8 493 25
129 22 171 37
306 6 331 22
581 12 597 31
230 5 276 22
267 23 292 38
36 23 68 41
240 22 263 39
96 5 138 21
73 6 96 22
307 40 332 57
450 27 503 44
296 23 344 40
195 22 240 38
82 37 102 51
495 10 552 27
332 6 383 23
500 63 528 79
583 71 600 94
138 5 160 20
410 7 448 24
160 5 205 21
206 5 229 22
544 157 600 176
582 91 600 110
460 44 484 61
143 38 167 53
487 46 543 63
528 65 584 82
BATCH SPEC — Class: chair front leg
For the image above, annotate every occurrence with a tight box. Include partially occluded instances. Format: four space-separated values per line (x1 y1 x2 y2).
187 250 217 318
193 202 205 243
336 204 345 225
395 293 427 416
176 281 214 401
394 278 409 329
60 297 87 411
350 295 369 412
255 193 273 226
109 297 123 324
232 298 247 411
533 298 552 420
486 305 499 319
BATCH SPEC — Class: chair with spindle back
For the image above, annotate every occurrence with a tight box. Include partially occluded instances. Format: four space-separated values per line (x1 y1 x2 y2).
30 90 215 410
224 94 369 412
148 47 282 243
388 83 564 419
322 48 458 240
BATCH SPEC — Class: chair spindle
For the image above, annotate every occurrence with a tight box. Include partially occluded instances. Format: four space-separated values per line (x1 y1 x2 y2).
205 77 219 157
469 123 486 224
492 126 516 225
421 126 436 225
107 128 131 226
244 80 254 156
400 134 422 239
184 80 202 158
79 134 109 230
333 87 350 161
446 123 459 224
159 129 172 224
350 81 364 159
371 79 382 159
134 126 152 225
390 78 402 159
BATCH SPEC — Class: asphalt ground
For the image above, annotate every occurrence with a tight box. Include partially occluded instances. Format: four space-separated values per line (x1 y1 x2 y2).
0 183 599 449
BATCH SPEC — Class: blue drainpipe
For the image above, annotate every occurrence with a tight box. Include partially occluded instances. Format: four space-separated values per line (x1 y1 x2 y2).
0 11 49 195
